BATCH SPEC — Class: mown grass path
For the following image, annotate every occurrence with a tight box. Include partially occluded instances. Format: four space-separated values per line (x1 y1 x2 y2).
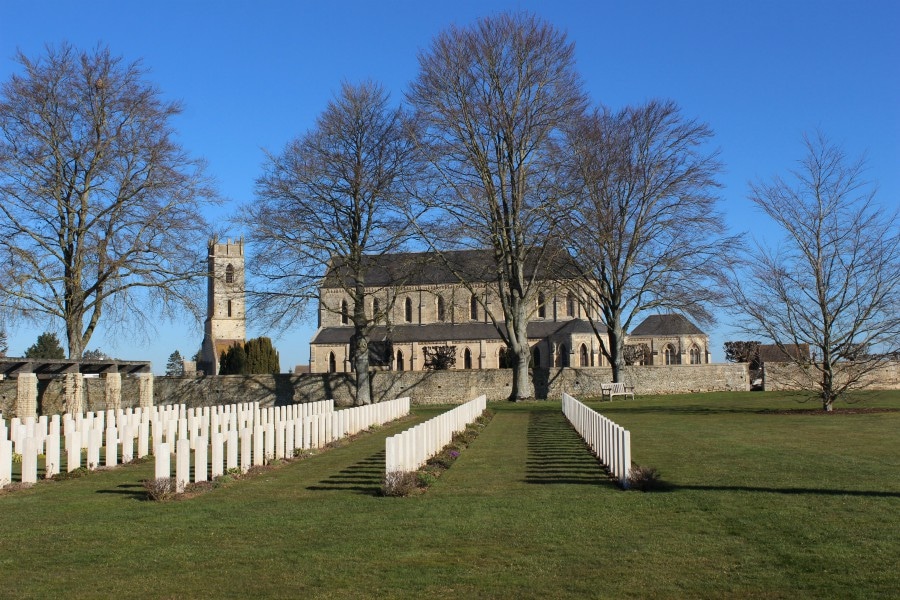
2 394 899 598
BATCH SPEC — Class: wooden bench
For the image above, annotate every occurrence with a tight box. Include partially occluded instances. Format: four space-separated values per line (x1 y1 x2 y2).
599 382 635 401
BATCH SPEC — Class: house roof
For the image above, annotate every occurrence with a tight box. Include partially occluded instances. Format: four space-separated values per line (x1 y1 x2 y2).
311 318 596 345
629 314 705 336
757 343 810 363
321 248 581 289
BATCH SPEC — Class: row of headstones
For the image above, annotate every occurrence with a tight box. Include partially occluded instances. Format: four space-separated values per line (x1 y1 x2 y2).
561 392 631 487
0 399 335 486
384 394 487 474
157 396 412 492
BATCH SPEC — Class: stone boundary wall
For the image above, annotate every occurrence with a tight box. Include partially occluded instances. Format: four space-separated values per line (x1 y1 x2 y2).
0 364 750 416
764 360 900 391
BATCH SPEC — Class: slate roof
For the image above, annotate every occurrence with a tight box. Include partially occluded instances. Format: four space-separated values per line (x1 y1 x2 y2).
311 318 596 345
629 314 705 336
321 248 581 289
757 343 810 363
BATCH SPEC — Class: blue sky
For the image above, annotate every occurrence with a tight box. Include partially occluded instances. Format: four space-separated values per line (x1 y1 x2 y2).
1 0 898 373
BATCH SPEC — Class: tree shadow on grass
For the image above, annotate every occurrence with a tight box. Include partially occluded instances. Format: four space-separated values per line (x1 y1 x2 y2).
526 410 616 487
305 450 385 495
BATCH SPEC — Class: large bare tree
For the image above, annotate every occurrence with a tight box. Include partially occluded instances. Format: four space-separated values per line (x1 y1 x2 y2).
564 100 736 382
729 132 900 410
247 81 418 405
408 12 587 400
0 44 215 358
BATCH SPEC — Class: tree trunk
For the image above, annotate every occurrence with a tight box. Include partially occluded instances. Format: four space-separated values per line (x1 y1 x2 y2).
352 331 372 406
608 320 626 383
510 346 532 401
65 319 84 359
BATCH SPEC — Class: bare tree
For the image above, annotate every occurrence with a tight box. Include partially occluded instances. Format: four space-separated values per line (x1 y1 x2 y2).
564 100 737 382
0 44 215 358
728 132 900 410
246 81 418 405
408 12 587 400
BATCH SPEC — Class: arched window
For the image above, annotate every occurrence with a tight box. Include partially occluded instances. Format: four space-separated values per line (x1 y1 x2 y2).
532 346 541 368
690 345 702 364
537 292 546 319
341 300 349 325
328 352 336 373
225 264 234 284
556 344 569 368
396 350 405 371
664 344 679 365
405 297 413 323
464 347 473 369
470 294 478 320
227 299 233 318
566 292 576 318
436 295 446 322
580 344 589 367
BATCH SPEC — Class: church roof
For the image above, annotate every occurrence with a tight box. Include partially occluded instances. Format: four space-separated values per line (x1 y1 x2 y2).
321 248 580 289
629 314 705 336
311 318 596 345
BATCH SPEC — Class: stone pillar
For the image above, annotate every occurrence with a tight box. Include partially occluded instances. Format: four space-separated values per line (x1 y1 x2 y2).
137 373 154 409
64 373 85 416
104 373 122 411
16 373 38 419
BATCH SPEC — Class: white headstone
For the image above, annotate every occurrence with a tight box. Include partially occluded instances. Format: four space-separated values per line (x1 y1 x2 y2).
194 436 208 483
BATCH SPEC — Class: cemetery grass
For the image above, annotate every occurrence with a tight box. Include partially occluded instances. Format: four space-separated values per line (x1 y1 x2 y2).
0 392 898 598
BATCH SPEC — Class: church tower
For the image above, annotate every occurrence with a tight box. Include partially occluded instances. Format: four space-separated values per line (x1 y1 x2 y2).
199 238 246 375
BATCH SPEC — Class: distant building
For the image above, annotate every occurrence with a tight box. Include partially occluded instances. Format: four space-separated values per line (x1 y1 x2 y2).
199 238 246 375
757 343 811 364
308 249 710 373
628 314 711 365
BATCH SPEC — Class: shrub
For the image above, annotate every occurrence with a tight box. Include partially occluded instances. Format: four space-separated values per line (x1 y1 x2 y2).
417 471 438 488
627 464 665 491
381 471 418 497
143 477 175 501
51 467 89 481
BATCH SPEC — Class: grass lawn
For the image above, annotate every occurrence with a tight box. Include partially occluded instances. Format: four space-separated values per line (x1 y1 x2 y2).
1 391 898 599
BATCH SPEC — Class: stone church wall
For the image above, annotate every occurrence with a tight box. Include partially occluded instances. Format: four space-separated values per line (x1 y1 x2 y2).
143 363 751 408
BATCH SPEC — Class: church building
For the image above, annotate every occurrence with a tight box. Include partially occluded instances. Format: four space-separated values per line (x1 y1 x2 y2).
308 249 710 373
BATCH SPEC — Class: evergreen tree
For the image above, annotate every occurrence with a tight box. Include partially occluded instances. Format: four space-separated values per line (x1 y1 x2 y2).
219 343 248 375
24 331 65 359
244 337 280 374
166 350 185 376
